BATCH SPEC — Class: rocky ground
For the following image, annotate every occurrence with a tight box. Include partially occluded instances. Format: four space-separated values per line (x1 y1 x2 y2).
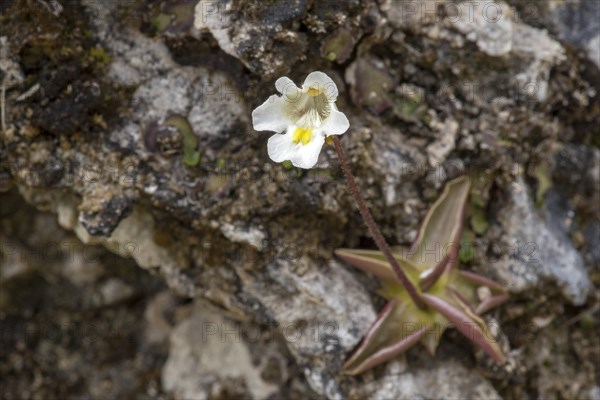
1 0 599 399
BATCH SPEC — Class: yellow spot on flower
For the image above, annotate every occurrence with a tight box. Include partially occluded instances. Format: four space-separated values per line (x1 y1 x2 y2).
307 87 321 97
292 127 313 145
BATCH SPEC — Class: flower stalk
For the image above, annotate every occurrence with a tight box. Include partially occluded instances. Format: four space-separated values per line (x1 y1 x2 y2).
332 136 426 310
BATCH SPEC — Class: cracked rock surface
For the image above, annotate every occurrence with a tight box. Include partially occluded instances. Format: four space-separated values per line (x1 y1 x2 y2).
1 0 599 399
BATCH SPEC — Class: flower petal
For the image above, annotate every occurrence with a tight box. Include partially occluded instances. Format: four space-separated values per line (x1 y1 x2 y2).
252 95 290 133
322 107 349 136
275 76 298 96
303 71 339 101
289 132 325 168
266 131 297 163
267 128 325 169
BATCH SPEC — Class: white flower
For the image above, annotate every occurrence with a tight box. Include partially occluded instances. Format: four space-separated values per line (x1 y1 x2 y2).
252 71 349 169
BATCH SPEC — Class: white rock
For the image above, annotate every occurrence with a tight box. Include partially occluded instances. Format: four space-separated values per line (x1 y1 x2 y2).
495 177 591 305
162 301 278 399
359 359 501 399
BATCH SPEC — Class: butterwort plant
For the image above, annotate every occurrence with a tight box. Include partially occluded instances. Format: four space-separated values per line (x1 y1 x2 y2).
252 71 508 375
336 176 509 374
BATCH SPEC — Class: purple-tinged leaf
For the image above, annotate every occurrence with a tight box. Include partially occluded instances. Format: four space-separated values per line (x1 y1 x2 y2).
342 299 429 375
447 291 505 354
335 248 418 284
447 287 476 313
419 256 455 291
475 294 510 315
458 270 507 292
409 177 470 284
421 293 506 364
418 319 449 356
450 270 508 314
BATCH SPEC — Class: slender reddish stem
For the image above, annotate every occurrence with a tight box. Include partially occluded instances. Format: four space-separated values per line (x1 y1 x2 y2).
333 136 426 310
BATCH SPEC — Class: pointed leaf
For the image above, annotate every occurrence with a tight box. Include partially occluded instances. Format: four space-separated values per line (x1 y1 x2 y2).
475 294 510 315
457 270 507 292
449 270 508 313
419 256 455 292
409 176 470 282
335 248 419 284
418 318 450 356
447 291 506 351
421 293 506 364
342 299 429 375
447 287 476 313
